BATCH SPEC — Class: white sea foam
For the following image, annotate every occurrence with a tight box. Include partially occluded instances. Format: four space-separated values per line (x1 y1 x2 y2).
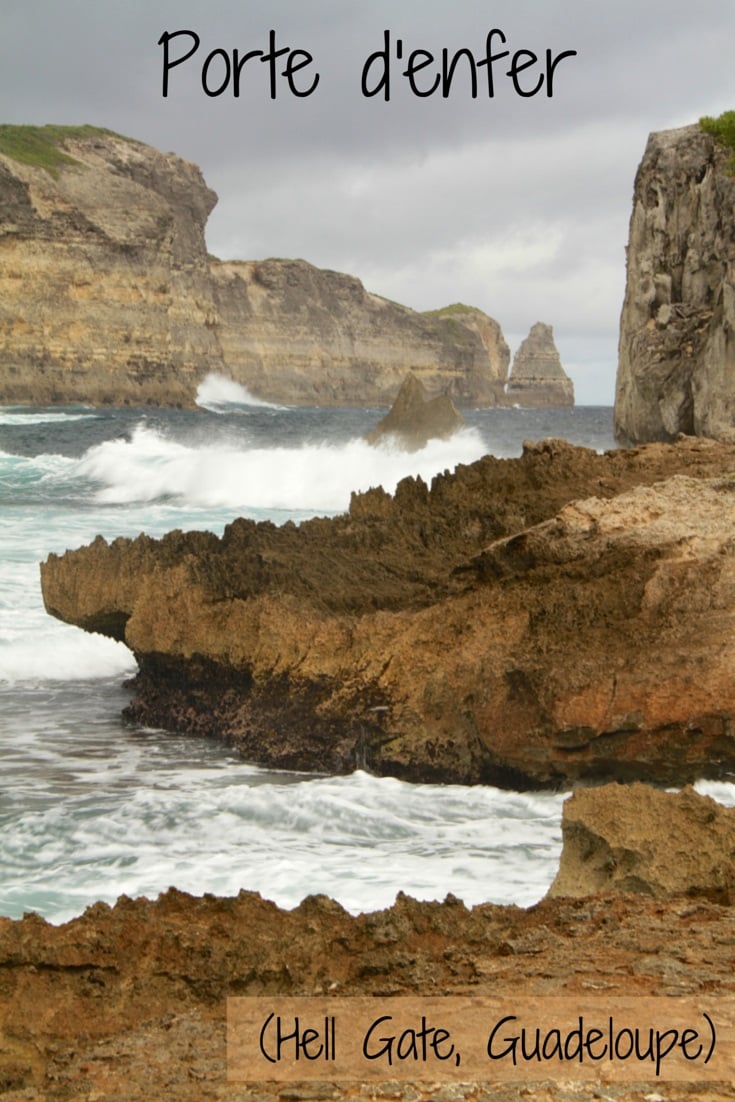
196 372 284 410
0 765 565 923
0 410 96 425
76 423 487 512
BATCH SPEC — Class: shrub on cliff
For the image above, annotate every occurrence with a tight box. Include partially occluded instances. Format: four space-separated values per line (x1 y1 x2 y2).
699 109 735 172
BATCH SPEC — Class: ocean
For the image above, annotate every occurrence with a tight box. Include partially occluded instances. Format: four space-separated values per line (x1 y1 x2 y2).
2 378 729 925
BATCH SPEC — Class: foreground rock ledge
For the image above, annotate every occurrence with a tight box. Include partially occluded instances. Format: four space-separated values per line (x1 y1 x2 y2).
4 783 735 1098
41 436 735 788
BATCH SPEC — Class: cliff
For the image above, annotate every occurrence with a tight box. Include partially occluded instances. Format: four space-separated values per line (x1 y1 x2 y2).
0 125 509 408
41 435 735 789
0 125 221 406
505 321 574 406
615 121 735 443
212 269 510 407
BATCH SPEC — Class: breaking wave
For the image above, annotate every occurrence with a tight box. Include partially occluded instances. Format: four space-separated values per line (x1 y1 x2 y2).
195 373 285 411
75 422 487 512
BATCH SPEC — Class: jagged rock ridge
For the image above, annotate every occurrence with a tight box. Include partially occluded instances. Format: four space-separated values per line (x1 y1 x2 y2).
0 126 510 408
41 436 735 788
505 321 574 407
615 122 735 443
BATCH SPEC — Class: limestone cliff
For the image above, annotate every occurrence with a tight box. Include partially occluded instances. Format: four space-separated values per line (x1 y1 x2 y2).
0 125 509 408
505 321 574 406
615 122 735 443
41 436 735 788
0 125 221 406
212 268 510 407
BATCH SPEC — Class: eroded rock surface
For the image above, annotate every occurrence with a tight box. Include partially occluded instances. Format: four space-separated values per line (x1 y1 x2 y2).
506 322 574 407
365 372 464 450
3 886 735 1099
41 436 735 788
615 123 735 443
549 783 735 902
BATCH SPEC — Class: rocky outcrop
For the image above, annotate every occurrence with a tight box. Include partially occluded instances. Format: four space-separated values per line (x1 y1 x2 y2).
505 322 574 407
41 436 735 789
3 886 735 1099
0 125 509 408
615 123 735 444
549 783 735 902
365 372 464 450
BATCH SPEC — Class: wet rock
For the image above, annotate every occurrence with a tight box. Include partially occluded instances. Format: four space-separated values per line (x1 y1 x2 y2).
40 437 735 788
365 373 464 451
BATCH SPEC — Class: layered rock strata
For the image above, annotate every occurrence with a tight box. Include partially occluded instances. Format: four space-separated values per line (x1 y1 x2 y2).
212 267 511 407
0 126 509 408
0 127 221 406
615 123 735 443
549 783 735 902
365 372 464 450
506 321 574 406
41 436 735 788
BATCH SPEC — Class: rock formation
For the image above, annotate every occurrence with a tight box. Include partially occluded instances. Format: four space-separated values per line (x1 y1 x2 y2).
41 435 735 789
0 125 509 408
365 372 464 450
505 322 574 406
549 783 735 902
615 122 735 444
3 885 735 1099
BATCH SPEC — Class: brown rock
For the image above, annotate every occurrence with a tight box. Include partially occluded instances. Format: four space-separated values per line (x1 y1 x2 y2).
548 783 735 902
505 322 574 407
365 373 464 450
40 436 735 788
3 886 735 1098
615 123 735 444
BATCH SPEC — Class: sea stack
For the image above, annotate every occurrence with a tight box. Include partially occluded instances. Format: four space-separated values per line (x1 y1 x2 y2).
365 372 464 450
505 322 574 407
615 122 735 444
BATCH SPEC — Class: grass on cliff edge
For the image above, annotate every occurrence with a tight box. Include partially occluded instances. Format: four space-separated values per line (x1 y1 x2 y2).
0 124 132 176
699 110 735 172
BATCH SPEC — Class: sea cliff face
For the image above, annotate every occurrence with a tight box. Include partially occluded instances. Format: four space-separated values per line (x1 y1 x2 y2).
0 127 221 406
41 436 735 789
615 122 735 443
0 126 509 408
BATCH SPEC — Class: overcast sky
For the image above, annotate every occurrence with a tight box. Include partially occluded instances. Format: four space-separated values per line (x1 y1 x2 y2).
2 1 733 403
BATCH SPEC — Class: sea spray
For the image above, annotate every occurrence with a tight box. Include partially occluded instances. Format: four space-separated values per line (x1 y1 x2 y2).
196 372 285 411
74 421 488 512
0 403 627 923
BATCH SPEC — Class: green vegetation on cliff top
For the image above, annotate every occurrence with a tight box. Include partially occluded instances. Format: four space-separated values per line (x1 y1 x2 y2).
699 110 735 172
422 302 485 318
0 124 132 177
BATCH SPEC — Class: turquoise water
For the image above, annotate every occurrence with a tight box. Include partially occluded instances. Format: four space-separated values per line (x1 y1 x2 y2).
0 387 628 923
